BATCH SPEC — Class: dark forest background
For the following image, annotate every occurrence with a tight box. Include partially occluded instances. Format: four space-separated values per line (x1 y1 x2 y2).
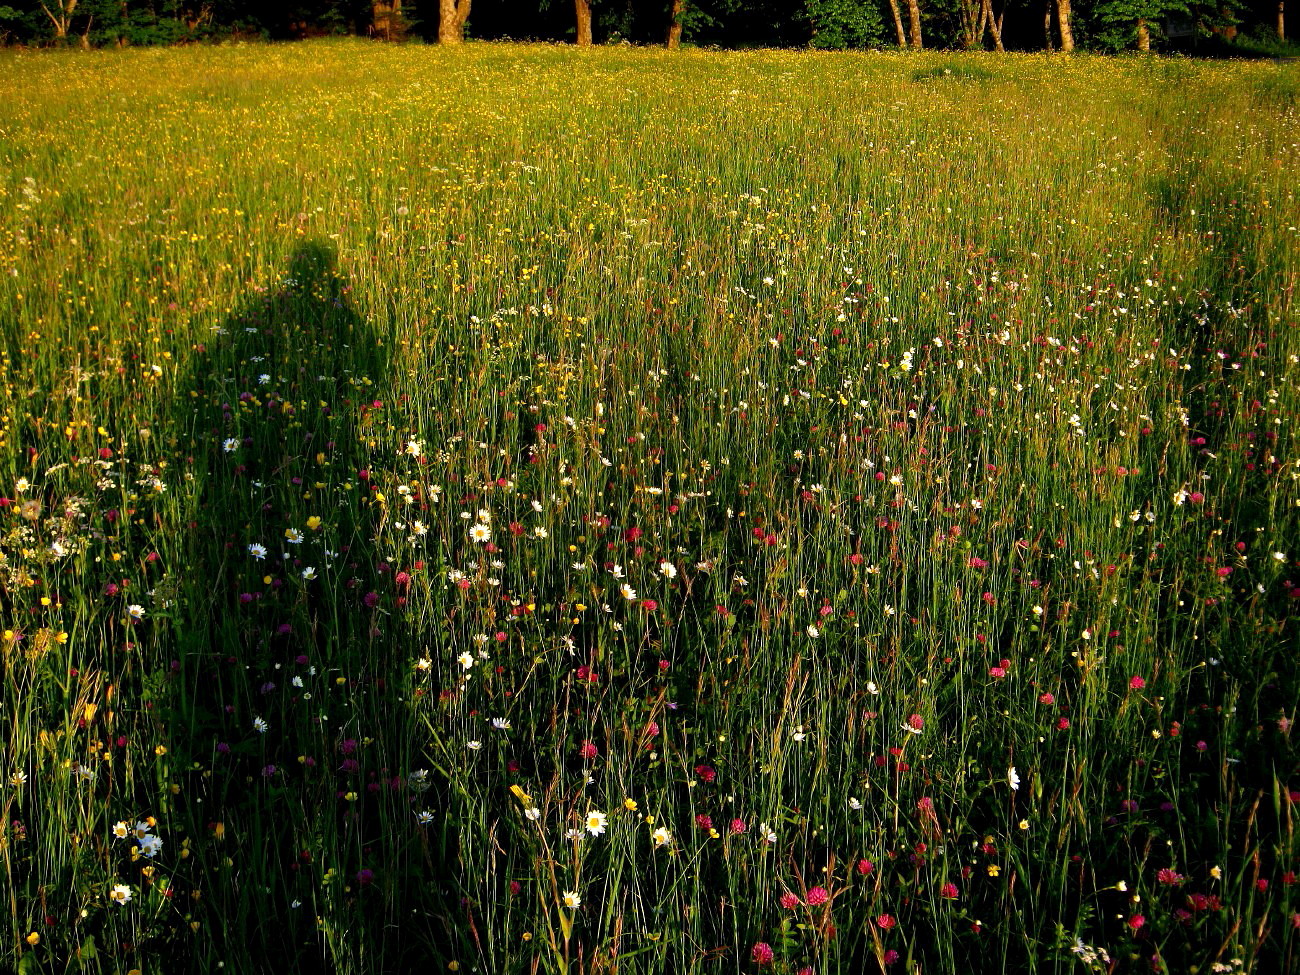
0 0 1295 60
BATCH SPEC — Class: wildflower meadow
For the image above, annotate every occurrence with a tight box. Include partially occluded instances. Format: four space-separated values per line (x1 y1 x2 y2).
0 40 1298 975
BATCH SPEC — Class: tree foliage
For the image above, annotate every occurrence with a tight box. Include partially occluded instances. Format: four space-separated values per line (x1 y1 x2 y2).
0 0 1290 51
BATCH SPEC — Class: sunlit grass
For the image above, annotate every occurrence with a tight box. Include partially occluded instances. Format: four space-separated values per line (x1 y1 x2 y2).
0 39 1297 974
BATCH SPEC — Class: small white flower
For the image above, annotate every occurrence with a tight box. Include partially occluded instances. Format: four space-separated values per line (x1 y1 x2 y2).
112 821 129 839
759 823 777 843
109 884 133 906
253 717 269 733
533 526 548 538
469 523 492 544
652 826 672 848
291 675 303 688
659 561 677 580
1008 766 1021 790
416 810 434 825
585 809 608 836
491 717 511 731
301 566 317 581
127 604 145 621
404 438 423 457
806 624 819 638
457 652 474 671
223 438 240 452
563 890 582 909
849 796 863 811
248 543 267 559
792 725 808 742
257 373 271 385
284 528 303 544
525 806 542 821
138 834 163 857
620 584 637 601
467 740 482 751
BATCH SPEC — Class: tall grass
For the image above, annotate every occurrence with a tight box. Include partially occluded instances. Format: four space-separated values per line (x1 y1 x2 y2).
0 40 1297 974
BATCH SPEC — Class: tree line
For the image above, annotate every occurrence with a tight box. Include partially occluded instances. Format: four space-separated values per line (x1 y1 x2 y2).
0 0 1291 55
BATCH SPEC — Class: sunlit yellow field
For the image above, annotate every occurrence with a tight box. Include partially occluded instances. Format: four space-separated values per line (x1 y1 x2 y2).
1 40 1298 975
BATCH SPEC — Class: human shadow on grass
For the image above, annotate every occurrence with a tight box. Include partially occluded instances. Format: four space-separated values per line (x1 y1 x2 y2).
163 241 452 973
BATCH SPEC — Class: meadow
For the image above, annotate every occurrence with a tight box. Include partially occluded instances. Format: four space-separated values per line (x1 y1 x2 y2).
0 39 1297 975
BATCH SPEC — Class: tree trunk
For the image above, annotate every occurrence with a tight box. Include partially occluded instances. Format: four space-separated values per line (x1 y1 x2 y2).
1056 0 1074 51
575 0 593 46
960 0 980 48
439 0 471 43
1278 0 1285 40
39 0 77 39
667 0 684 47
887 0 907 46
1044 0 1053 51
906 0 922 48
983 0 1004 50
1136 17 1150 50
